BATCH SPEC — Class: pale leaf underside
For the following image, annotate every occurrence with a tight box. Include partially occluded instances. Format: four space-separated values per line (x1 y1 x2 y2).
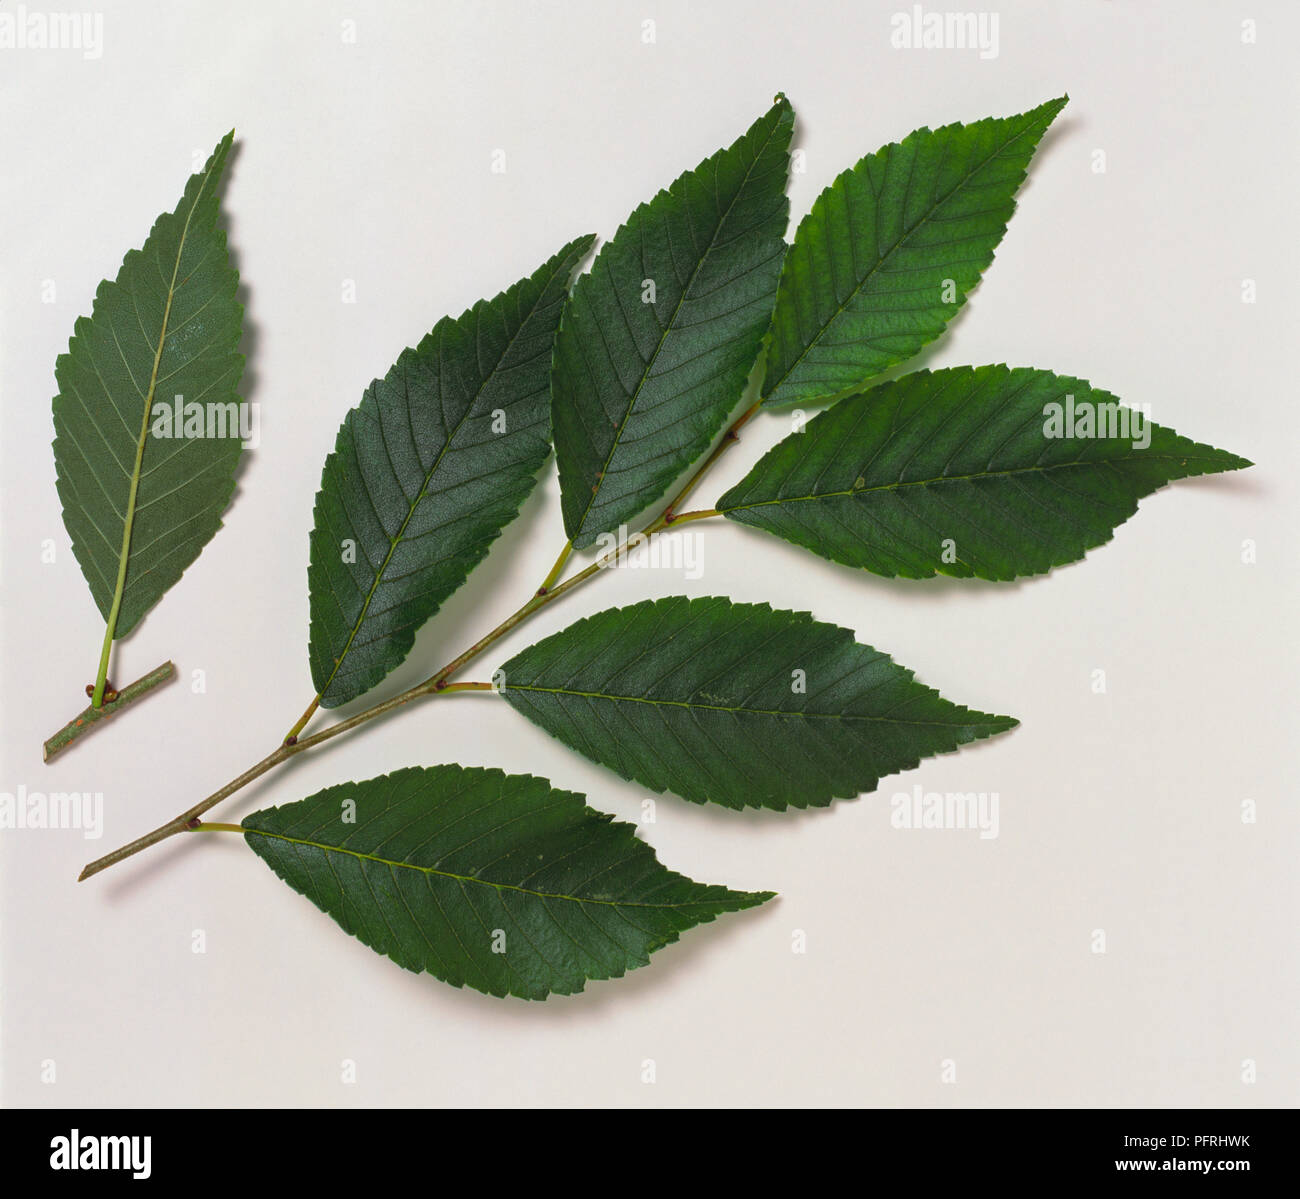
52 132 245 637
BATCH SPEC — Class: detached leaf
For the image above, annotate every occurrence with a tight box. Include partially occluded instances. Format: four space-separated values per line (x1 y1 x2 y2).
553 96 793 549
761 98 1065 409
52 133 245 638
308 236 594 708
241 764 770 1000
720 365 1252 580
498 596 1015 810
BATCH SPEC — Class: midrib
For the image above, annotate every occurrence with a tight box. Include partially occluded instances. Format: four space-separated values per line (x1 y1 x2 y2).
719 451 1229 515
243 825 719 910
510 682 1005 727
102 150 223 639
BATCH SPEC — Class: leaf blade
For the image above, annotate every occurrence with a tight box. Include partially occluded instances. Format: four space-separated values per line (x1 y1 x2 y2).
722 365 1252 580
498 596 1016 810
241 763 770 1000
307 235 594 707
52 132 246 638
761 98 1065 409
554 97 793 548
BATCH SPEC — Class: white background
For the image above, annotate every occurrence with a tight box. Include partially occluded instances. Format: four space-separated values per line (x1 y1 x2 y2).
2 1 1296 1107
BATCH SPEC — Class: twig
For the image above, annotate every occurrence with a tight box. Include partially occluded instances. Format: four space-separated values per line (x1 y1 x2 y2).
77 400 760 880
44 661 176 763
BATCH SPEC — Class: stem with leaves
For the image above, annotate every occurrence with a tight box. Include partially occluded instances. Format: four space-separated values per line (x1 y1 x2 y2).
77 409 751 882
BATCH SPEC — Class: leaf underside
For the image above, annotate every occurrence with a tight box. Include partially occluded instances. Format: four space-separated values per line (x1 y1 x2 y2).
307 235 594 708
760 97 1066 409
498 596 1016 810
241 764 770 1000
553 96 793 549
52 133 245 637
720 365 1252 581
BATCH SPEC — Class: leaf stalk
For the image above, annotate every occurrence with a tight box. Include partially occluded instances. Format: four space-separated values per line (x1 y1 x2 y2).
537 541 572 595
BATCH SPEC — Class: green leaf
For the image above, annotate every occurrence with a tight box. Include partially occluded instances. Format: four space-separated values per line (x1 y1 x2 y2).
760 98 1065 409
720 365 1252 580
307 236 594 708
553 96 793 549
52 132 245 640
240 763 770 1000
498 596 1015 810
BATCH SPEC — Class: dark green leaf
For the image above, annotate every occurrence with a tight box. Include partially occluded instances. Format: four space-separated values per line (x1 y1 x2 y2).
721 365 1252 580
241 763 770 1000
498 596 1015 810
553 97 793 549
761 98 1065 409
52 133 245 638
307 236 594 707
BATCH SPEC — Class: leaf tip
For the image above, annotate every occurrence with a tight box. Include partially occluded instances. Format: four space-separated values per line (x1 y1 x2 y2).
1038 95 1069 124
